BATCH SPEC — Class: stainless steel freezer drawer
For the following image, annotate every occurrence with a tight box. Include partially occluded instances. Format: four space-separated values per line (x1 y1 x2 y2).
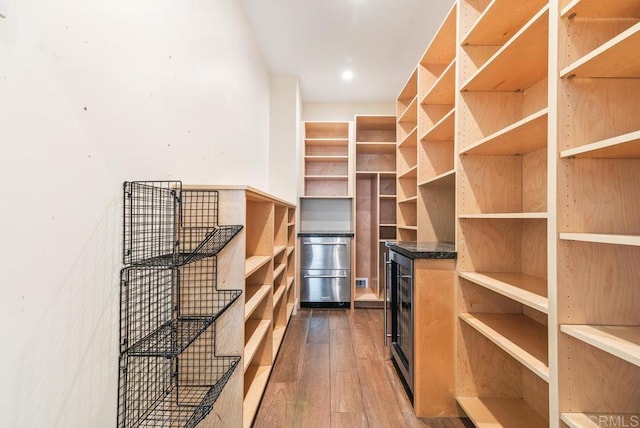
300 236 350 270
300 269 350 304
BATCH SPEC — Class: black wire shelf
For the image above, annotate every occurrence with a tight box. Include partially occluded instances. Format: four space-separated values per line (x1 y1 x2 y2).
119 180 243 428
117 333 241 428
120 259 241 356
124 182 243 267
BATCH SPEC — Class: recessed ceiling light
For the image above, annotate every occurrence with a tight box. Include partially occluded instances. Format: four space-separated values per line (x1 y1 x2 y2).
342 70 354 81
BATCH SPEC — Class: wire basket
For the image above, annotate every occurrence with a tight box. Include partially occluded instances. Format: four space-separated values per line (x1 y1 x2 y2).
117 327 241 428
120 258 241 356
123 182 243 266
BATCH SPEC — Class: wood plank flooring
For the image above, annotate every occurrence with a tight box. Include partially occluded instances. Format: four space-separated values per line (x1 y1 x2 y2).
253 309 473 428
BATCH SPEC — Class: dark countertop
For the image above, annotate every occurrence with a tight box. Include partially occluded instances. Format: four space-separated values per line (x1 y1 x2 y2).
298 231 355 238
385 241 456 259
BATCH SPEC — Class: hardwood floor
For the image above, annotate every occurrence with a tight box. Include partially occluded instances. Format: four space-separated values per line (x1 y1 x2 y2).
253 309 473 428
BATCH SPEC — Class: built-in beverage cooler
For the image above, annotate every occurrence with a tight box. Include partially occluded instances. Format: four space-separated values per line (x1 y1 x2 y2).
299 235 351 308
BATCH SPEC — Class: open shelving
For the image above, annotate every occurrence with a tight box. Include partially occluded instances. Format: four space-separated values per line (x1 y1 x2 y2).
354 115 396 307
302 122 351 197
455 0 551 425
414 3 458 245
178 186 296 428
556 0 640 423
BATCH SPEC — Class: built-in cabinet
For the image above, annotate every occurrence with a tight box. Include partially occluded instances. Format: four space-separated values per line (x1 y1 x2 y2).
183 186 296 428
302 121 352 198
455 0 551 426
417 4 457 245
393 0 640 425
556 0 640 425
396 70 419 242
354 115 397 305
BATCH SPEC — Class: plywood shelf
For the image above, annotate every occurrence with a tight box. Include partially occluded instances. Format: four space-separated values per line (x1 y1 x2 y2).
561 325 640 367
356 142 396 154
459 272 548 313
304 121 349 139
418 169 455 188
560 130 640 159
304 155 348 162
420 59 456 106
244 319 271 372
398 69 418 117
560 413 598 428
398 195 418 204
461 109 548 155
419 3 457 65
245 256 271 278
421 107 455 142
459 312 549 381
399 127 418 148
243 365 271 428
304 138 348 145
463 0 548 46
304 175 349 180
274 246 286 257
456 397 547 428
462 6 549 92
244 284 271 321
561 22 640 78
560 233 640 247
273 263 286 279
459 212 548 219
272 325 287 360
397 165 417 179
398 97 418 124
287 276 294 291
398 225 418 231
273 284 286 308
561 0 640 18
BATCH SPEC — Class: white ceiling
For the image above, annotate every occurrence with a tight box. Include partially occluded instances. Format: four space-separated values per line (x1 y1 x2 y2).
240 0 456 103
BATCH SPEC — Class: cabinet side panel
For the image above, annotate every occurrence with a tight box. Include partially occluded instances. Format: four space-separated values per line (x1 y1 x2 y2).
414 260 459 416
522 369 550 422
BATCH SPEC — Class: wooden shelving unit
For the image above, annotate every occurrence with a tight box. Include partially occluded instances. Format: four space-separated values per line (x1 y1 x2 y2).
183 186 296 428
556 0 640 423
396 69 419 242
455 0 551 425
354 115 396 307
416 3 457 246
302 122 351 197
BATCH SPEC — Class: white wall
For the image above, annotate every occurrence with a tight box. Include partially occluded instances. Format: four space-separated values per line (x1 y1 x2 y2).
0 0 270 426
269 75 301 204
302 102 395 121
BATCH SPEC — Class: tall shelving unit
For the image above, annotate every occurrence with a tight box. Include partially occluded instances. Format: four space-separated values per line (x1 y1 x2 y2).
556 0 640 425
417 3 458 245
454 0 551 426
396 70 419 242
354 114 397 306
181 185 296 428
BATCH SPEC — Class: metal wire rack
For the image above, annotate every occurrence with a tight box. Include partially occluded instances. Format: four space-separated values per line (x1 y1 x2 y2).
123 182 243 266
119 259 241 356
119 180 243 428
117 327 240 428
